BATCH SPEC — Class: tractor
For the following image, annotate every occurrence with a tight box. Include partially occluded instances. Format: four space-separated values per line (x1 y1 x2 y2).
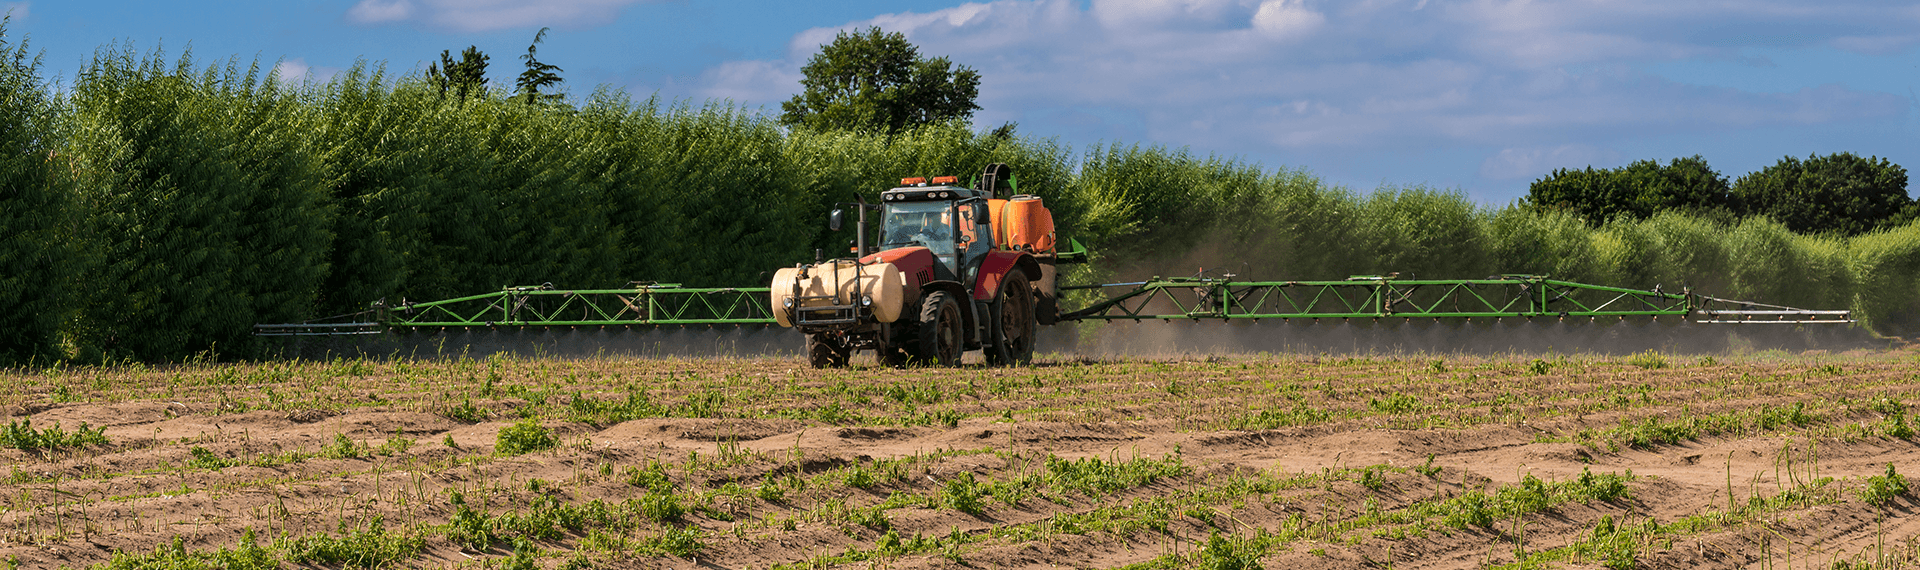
770 163 1079 367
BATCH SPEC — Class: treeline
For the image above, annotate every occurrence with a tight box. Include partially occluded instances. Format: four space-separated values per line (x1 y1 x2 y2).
1525 155 1913 235
2 39 1917 363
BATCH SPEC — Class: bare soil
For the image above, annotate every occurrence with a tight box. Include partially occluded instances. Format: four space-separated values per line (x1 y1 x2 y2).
3 346 1920 569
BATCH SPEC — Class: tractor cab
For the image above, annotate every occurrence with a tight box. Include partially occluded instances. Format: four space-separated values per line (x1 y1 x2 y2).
876 177 993 283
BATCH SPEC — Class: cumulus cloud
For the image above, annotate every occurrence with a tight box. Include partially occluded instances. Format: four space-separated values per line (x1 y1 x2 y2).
346 0 651 32
273 58 344 85
1480 144 1623 181
703 0 1915 174
346 0 411 24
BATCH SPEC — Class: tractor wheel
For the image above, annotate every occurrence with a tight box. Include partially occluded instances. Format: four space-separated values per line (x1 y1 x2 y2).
875 324 910 367
806 334 849 368
914 291 964 366
986 272 1035 366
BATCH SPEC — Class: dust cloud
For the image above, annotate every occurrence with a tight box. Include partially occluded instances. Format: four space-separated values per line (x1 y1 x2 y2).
1037 317 1875 357
259 324 802 361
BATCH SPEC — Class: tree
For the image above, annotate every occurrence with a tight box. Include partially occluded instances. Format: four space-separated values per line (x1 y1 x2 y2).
0 23 75 364
1732 152 1911 236
515 27 563 105
426 46 488 101
780 27 980 135
1524 156 1733 224
66 51 331 361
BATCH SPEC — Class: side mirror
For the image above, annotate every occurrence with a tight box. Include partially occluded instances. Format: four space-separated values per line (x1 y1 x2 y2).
829 209 844 231
972 202 989 224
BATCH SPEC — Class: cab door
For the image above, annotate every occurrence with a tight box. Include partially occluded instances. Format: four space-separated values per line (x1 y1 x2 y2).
957 199 992 284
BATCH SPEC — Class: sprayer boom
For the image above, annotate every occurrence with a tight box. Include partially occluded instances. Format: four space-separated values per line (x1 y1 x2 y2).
1061 274 1853 324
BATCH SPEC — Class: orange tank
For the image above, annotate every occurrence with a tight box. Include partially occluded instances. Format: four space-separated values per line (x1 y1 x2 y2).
988 198 1008 248
1003 196 1055 253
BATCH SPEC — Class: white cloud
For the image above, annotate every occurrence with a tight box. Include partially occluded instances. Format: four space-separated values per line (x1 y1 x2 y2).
1251 0 1323 41
273 58 344 86
347 0 412 24
1480 144 1623 180
346 0 652 32
699 60 802 104
1 2 27 21
700 0 1915 170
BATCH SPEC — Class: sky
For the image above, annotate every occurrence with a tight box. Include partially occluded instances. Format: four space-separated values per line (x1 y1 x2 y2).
8 0 1917 203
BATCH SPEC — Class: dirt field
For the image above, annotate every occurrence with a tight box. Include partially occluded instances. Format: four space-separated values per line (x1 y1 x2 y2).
4 346 1920 569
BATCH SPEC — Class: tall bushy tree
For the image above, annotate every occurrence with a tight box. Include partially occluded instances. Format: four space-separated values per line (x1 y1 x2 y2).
65 49 331 360
1732 152 1910 236
780 27 980 135
1525 156 1733 223
0 24 73 365
426 46 488 101
515 28 564 105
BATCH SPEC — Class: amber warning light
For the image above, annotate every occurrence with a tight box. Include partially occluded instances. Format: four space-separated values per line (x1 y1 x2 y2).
900 177 927 185
931 175 959 184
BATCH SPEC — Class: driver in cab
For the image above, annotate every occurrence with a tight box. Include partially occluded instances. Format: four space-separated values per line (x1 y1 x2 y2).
886 211 951 247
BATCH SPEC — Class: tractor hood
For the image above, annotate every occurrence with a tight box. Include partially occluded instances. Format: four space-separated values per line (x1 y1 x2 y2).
863 247 934 301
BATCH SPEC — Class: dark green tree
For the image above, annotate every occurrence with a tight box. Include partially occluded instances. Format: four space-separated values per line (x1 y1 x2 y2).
515 27 564 105
0 23 75 364
426 46 489 101
780 27 980 135
1732 152 1911 236
1524 156 1733 224
65 51 331 361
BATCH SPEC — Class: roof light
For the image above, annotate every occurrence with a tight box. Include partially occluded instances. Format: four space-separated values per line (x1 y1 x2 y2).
932 175 959 185
900 177 927 185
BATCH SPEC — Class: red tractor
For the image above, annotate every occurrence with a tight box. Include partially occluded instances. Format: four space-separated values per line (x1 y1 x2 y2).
771 164 1078 367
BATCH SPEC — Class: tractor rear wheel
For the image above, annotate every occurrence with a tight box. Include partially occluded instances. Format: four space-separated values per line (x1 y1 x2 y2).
985 272 1035 366
914 291 963 366
806 334 849 368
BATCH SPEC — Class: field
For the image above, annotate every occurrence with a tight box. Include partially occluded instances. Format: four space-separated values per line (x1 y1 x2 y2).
3 347 1920 569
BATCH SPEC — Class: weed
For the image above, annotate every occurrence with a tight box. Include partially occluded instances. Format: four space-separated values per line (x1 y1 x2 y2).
1527 358 1552 375
637 491 686 522
503 538 539 570
1357 466 1387 491
319 433 366 460
187 446 231 470
496 419 557 455
279 517 425 568
1368 393 1423 415
1626 350 1667 370
640 525 705 558
0 419 108 451
1414 454 1442 477
1859 463 1909 507
942 472 986 515
623 464 673 493
1197 531 1262 570
97 532 276 570
445 397 489 423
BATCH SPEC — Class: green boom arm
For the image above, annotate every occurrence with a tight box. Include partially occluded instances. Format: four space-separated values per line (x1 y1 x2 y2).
1060 274 1851 324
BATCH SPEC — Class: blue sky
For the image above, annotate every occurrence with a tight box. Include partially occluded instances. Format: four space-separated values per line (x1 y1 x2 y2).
9 0 1917 203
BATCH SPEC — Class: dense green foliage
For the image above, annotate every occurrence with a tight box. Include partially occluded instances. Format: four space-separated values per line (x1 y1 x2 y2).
780 27 981 135
1528 153 1913 236
1524 156 1734 223
0 27 71 366
0 35 1916 363
64 50 332 361
1732 152 1913 236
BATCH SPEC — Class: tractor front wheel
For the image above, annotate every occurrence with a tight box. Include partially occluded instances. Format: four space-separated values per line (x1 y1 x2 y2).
806 333 850 368
875 324 910 367
914 292 964 366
